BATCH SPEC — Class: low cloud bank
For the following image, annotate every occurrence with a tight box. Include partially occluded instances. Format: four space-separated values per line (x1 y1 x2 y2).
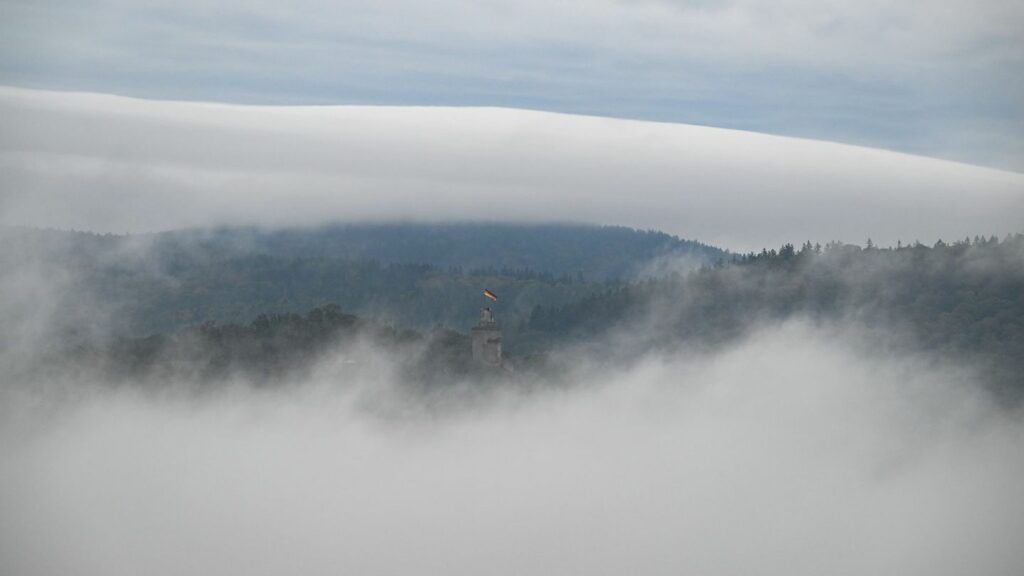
2 87 1022 251
2 322 1022 576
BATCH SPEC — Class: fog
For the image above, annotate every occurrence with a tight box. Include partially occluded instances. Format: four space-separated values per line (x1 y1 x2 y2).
1 318 1022 575
2 84 1023 574
2 227 1024 574
2 87 1023 251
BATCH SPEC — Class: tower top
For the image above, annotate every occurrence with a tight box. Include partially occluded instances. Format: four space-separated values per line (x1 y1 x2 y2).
477 307 496 326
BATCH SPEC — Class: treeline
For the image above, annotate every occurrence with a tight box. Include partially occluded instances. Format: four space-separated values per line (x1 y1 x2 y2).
524 235 1024 394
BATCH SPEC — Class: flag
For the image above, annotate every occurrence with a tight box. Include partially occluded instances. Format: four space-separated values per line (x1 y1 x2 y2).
483 289 498 301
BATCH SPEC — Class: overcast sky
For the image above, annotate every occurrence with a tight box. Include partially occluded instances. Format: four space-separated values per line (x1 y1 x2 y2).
1 0 1022 171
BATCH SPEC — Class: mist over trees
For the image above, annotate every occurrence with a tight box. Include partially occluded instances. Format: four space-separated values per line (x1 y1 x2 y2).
11 225 1021 400
64 304 501 389
525 234 1024 397
4 223 1024 576
4 4 1023 572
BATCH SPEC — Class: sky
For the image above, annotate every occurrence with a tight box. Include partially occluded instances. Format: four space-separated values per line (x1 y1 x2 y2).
1 0 1022 171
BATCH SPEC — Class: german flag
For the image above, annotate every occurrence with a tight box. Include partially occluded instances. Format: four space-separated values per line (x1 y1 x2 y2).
483 289 498 302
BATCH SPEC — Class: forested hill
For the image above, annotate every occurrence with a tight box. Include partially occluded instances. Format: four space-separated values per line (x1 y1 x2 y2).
153 223 727 280
11 227 1023 395
523 236 1024 395
1 223 723 338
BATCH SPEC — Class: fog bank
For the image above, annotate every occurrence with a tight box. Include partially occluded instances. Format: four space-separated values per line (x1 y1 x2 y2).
2 323 1022 575
2 87 1022 251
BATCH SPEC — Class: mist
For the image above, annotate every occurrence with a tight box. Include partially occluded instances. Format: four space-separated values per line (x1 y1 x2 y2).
2 86 1021 573
3 2 1023 571
2 229 1024 574
2 87 1023 252
2 320 1023 576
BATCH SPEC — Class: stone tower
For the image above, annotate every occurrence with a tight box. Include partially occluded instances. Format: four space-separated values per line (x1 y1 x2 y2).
471 307 503 367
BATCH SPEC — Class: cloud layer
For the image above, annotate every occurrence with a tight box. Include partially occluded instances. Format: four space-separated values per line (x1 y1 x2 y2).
2 0 1022 168
2 87 1022 251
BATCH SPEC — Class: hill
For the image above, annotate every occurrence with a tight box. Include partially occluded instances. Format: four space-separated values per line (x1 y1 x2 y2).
14 230 1023 397
0 223 724 340
151 222 725 281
